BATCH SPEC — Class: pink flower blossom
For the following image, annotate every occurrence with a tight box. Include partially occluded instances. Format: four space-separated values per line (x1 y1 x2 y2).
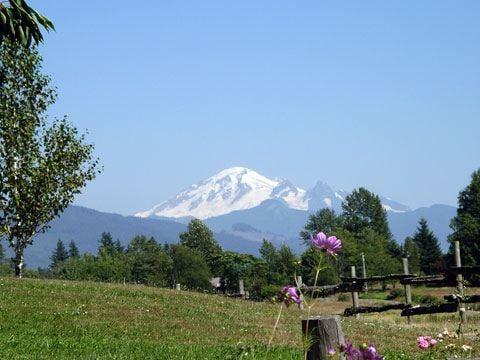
309 232 342 256
278 285 301 307
417 336 437 350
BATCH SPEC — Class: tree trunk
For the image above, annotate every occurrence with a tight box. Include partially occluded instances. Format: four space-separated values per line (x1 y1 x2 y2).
13 250 24 278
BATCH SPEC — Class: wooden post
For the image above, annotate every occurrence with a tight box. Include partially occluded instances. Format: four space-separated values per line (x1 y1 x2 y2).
239 279 245 298
350 266 360 319
454 241 466 323
361 253 368 292
175 283 181 291
402 258 412 324
302 315 345 360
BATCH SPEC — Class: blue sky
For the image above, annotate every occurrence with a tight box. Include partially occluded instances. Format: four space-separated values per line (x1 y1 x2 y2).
31 1 479 215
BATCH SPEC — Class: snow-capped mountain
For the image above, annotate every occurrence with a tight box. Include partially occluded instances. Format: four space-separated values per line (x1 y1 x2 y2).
135 167 308 219
135 167 410 219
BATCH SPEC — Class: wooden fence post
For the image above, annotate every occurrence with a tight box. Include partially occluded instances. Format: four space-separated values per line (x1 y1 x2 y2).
302 315 345 360
350 266 360 319
361 253 368 292
239 279 245 298
175 283 181 291
402 258 412 324
454 241 466 323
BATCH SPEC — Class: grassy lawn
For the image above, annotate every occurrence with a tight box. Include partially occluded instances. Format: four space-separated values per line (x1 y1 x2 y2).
0 277 478 359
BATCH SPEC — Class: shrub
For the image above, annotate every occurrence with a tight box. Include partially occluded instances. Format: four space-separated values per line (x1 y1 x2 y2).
337 293 350 301
259 284 282 301
387 288 405 300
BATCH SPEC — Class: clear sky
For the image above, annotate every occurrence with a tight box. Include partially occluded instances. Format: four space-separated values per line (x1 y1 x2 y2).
31 1 480 215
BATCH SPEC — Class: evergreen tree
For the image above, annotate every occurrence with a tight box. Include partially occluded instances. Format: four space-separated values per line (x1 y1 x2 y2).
50 240 69 269
68 241 80 259
448 169 480 267
342 187 392 239
179 219 222 274
98 232 115 257
114 240 124 254
413 219 444 274
402 236 421 274
300 208 340 241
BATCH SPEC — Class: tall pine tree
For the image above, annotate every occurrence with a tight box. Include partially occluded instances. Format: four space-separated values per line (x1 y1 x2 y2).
68 241 80 259
448 169 480 267
413 219 443 274
50 240 69 269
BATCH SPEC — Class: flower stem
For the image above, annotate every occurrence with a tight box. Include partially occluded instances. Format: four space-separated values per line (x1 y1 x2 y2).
303 255 324 360
268 303 283 349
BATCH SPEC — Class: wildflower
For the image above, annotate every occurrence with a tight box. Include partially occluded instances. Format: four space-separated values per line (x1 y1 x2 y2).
310 232 342 256
277 285 301 307
417 336 436 350
359 343 383 360
461 345 472 352
342 341 359 360
327 347 336 356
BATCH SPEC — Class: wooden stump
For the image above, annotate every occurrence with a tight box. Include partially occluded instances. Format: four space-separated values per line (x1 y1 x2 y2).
302 315 345 360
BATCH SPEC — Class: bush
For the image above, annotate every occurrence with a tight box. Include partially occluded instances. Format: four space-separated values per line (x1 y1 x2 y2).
259 284 281 301
387 288 405 300
337 293 350 302
413 294 442 305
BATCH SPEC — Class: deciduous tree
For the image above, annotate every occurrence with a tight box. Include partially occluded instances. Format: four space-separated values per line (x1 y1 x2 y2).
0 40 100 277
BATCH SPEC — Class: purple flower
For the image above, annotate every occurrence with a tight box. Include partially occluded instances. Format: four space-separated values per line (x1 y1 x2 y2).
277 285 302 307
342 341 359 360
342 341 383 360
310 232 342 256
417 336 437 350
359 344 383 360
327 347 336 356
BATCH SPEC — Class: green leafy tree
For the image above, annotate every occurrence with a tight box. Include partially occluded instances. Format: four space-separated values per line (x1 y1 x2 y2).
50 239 68 269
169 245 212 290
402 236 421 274
342 187 392 239
0 1 54 46
413 218 444 274
68 240 80 259
300 208 340 242
448 169 480 267
0 40 100 277
126 236 172 286
179 219 222 274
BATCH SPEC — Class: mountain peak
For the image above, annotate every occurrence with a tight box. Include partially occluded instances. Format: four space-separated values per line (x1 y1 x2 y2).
135 168 411 219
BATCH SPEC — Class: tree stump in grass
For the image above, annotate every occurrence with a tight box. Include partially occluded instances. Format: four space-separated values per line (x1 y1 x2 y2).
302 315 345 360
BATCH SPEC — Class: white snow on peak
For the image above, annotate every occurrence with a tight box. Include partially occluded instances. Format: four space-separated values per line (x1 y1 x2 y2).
135 167 411 219
382 204 407 213
135 167 308 219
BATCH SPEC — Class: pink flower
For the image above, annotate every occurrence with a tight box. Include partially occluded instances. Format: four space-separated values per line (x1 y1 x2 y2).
309 232 342 256
417 336 437 350
278 285 302 307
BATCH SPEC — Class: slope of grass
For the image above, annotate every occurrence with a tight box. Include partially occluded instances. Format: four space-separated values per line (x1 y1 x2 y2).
0 277 478 359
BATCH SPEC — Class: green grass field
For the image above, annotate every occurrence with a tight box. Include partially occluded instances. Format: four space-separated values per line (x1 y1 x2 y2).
0 277 478 359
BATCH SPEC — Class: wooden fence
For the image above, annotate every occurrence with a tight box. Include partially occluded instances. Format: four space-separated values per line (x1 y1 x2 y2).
301 241 480 323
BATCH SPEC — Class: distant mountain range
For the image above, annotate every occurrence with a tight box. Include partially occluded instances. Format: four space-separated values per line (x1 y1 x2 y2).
7 167 457 268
